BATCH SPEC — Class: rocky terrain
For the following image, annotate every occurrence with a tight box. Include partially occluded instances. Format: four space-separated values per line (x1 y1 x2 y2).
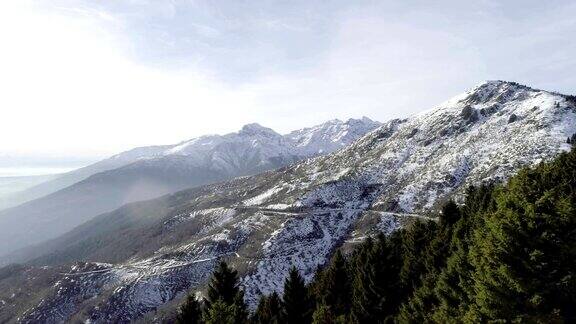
0 118 379 260
0 81 574 323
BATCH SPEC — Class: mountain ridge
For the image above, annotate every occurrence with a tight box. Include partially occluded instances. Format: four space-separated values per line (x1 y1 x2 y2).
0 117 381 259
1 81 575 323
0 118 378 212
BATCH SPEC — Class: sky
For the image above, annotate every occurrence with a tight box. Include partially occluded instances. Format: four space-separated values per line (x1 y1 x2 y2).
0 0 575 169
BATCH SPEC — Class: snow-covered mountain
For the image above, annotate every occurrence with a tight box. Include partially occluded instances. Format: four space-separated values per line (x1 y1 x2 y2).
143 119 382 174
0 118 380 260
286 117 381 156
1 81 575 323
0 119 377 211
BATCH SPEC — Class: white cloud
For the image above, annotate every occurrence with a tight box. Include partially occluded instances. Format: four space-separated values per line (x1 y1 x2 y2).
0 1 262 157
237 14 487 130
0 0 574 161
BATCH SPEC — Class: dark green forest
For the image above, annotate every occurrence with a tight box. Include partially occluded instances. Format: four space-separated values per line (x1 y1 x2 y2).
177 146 576 323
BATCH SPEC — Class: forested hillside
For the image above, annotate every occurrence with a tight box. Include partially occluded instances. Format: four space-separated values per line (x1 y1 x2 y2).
178 144 576 323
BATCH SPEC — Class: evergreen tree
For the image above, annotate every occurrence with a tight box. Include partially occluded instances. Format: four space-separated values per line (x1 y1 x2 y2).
432 186 494 322
397 273 437 323
311 305 347 324
203 261 248 324
460 184 496 218
430 243 472 322
398 201 464 322
350 234 403 323
430 219 473 322
283 266 312 324
206 261 241 307
439 200 460 228
465 149 576 322
312 304 335 324
252 292 283 324
317 250 351 317
176 293 203 324
204 299 236 324
399 221 437 293
231 290 248 324
350 237 376 323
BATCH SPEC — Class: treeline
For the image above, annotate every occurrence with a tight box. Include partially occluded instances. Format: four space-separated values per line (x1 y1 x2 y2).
177 146 576 323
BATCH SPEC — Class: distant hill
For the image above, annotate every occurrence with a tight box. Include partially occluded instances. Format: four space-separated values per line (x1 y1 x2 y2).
0 118 380 259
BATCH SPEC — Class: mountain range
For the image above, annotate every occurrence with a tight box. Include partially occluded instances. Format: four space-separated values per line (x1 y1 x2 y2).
0 81 575 323
0 118 380 260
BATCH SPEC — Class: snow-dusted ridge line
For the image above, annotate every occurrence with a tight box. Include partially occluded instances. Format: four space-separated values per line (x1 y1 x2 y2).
0 116 382 262
102 117 382 178
118 117 381 162
10 81 576 323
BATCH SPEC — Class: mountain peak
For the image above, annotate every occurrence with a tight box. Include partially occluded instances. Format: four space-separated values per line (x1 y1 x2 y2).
477 79 549 94
239 123 280 137
437 80 545 110
345 116 380 127
477 79 509 87
321 118 344 125
317 117 379 127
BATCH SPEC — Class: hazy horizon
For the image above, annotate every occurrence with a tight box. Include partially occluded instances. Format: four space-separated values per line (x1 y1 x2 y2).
0 117 379 176
0 154 97 177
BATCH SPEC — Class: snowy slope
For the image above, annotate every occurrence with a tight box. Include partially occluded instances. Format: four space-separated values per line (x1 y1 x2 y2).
2 81 575 323
314 81 576 212
0 118 380 261
156 119 381 174
286 117 381 156
3 118 379 213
